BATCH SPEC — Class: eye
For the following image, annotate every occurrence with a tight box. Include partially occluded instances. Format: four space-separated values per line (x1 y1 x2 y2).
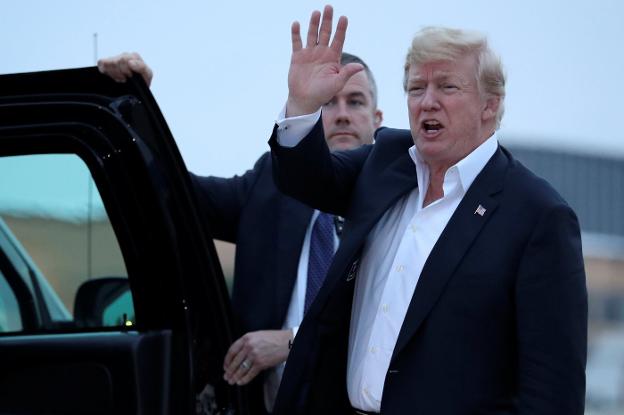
408 86 424 97
442 84 459 92
322 99 336 107
348 98 365 107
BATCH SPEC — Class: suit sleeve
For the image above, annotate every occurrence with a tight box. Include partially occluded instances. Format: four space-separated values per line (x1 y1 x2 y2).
515 203 588 414
268 119 371 216
190 153 268 243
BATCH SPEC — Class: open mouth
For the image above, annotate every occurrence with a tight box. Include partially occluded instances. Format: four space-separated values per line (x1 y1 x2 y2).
421 120 444 134
420 120 444 137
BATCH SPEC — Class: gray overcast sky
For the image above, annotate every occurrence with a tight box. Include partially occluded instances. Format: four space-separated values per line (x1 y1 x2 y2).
1 0 623 176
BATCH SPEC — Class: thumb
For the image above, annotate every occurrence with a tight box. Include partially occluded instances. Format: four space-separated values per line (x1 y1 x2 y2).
336 62 364 86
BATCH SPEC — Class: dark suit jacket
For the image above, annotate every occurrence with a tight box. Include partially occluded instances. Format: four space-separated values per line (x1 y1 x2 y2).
192 153 312 333
191 153 314 411
269 121 588 415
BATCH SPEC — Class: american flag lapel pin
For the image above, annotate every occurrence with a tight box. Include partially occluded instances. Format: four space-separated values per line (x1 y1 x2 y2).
474 204 486 216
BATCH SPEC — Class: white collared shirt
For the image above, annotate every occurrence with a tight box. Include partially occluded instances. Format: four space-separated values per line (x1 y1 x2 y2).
346 135 498 411
275 110 498 412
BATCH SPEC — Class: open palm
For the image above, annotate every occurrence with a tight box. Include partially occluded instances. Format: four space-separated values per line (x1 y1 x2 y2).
286 5 363 117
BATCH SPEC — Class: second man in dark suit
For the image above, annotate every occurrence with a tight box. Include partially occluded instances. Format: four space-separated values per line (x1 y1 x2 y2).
194 52 382 413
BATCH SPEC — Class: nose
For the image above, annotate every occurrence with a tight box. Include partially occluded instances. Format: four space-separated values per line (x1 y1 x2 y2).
420 87 440 111
333 100 351 125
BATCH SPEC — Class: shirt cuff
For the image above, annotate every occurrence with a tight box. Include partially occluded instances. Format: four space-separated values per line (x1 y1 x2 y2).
275 104 321 148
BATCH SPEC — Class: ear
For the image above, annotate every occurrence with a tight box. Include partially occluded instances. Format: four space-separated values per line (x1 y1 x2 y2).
481 95 500 122
373 109 383 128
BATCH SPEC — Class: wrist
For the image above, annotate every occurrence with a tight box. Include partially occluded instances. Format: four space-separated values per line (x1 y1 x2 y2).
286 97 321 118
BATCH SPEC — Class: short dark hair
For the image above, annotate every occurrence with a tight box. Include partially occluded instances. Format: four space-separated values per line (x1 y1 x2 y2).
341 52 378 108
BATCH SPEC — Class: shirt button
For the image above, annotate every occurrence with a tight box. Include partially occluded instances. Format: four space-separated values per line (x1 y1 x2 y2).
382 304 389 313
363 388 370 396
370 346 377 354
395 265 405 272
411 224 418 233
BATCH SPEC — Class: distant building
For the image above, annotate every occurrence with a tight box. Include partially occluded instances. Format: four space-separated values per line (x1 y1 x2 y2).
508 145 624 248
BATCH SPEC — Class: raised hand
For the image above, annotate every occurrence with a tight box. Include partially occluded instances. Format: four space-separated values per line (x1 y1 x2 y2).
286 5 363 117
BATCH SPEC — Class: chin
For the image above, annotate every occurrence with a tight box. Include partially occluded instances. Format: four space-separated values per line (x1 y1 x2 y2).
328 139 359 152
416 141 447 159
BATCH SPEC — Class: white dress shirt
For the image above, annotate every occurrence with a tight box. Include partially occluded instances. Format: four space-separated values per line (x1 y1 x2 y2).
263 208 339 412
275 108 498 412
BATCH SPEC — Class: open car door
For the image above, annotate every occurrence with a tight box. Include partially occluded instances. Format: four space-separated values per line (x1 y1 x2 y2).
0 68 246 414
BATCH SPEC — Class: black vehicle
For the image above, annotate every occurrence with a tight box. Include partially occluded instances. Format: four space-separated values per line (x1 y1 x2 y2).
0 68 246 414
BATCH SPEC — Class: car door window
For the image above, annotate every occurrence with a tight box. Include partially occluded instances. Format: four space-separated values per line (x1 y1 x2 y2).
0 269 21 332
0 153 133 333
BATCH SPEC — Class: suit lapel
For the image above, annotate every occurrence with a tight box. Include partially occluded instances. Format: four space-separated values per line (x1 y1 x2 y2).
274 195 313 324
343 151 417 239
391 147 508 360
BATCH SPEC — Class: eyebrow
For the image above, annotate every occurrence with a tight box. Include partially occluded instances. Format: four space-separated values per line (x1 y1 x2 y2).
409 72 456 82
346 92 367 99
330 91 368 102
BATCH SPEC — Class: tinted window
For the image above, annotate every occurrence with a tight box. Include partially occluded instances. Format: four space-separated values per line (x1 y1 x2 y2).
0 269 21 331
0 154 133 332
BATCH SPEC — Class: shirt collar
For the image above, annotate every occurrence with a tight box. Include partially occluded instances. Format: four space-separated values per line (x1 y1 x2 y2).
408 133 499 193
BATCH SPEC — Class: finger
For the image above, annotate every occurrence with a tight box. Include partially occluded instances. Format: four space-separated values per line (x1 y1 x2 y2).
329 15 348 54
337 62 364 86
127 52 152 83
97 57 124 83
128 58 153 86
97 60 110 77
117 53 134 79
101 53 132 83
223 337 244 369
229 358 253 384
291 21 302 52
306 10 321 48
317 5 334 46
237 364 261 385
224 353 247 384
225 350 245 376
96 58 109 74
